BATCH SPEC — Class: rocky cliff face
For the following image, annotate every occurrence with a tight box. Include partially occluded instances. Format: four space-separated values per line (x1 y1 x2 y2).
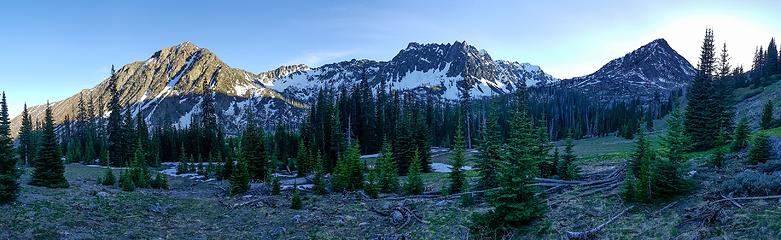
551 39 696 102
10 41 553 135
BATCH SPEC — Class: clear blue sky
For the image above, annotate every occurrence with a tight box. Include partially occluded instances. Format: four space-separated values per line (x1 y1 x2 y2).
1 0 779 118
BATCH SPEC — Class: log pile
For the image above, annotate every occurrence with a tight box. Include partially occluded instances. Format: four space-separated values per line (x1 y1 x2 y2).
528 164 625 205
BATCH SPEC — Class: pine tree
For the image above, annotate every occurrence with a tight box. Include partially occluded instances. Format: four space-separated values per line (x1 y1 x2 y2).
404 151 424 195
766 38 779 76
685 28 718 151
229 157 250 196
662 106 688 164
622 128 655 202
17 103 33 167
295 139 310 177
449 124 467 194
129 141 150 188
365 166 380 198
761 100 775 130
534 116 554 177
558 132 578 180
311 152 326 195
732 117 750 152
345 143 364 191
748 133 771 164
102 168 115 186
0 92 18 204
242 108 268 181
271 176 281 195
476 101 501 190
30 103 69 188
472 85 542 233
290 185 302 210
107 66 124 167
120 171 135 192
376 139 399 193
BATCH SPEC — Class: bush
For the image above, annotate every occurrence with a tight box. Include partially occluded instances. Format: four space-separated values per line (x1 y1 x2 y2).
271 176 281 195
757 160 781 174
721 171 781 196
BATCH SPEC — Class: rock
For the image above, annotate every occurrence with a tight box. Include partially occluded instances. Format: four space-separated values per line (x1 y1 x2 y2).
391 210 405 225
147 203 172 214
271 227 286 237
292 215 301 223
96 192 110 198
359 222 369 227
435 200 449 207
343 215 356 222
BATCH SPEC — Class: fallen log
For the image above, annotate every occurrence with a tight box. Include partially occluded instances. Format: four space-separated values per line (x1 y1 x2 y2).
565 206 634 239
711 195 781 204
720 194 743 208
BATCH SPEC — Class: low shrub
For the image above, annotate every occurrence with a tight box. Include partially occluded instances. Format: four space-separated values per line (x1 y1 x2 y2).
721 171 781 196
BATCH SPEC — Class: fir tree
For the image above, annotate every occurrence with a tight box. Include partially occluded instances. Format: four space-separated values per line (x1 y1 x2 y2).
0 92 18 204
107 66 126 167
295 139 310 177
748 133 772 165
622 128 655 202
120 171 135 192
230 157 250 196
102 168 115 186
534 115 555 177
376 139 399 193
223 154 234 180
365 166 380 198
404 151 424 195
17 103 34 166
685 28 718 151
761 100 775 130
242 108 268 181
449 124 467 194
311 152 326 195
476 101 501 190
271 176 281 195
30 103 69 188
662 106 688 164
290 185 302 210
472 85 542 234
558 132 578 180
732 117 750 152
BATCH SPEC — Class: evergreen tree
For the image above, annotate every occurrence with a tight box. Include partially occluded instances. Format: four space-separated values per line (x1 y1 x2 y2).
242 108 268 181
229 157 250 196
311 152 326 195
271 176 281 195
295 139 310 177
472 85 542 234
761 100 775 130
290 185 302 210
17 103 34 166
685 29 718 151
622 128 655 202
107 66 124 167
102 168 115 186
662 106 688 164
449 124 467 194
766 38 779 76
30 103 69 188
120 171 135 192
129 141 150 188
748 133 772 164
533 116 554 177
333 143 363 192
376 139 399 193
558 132 578 180
404 151 424 195
365 166 380 198
732 117 750 152
476 101 501 189
0 92 18 204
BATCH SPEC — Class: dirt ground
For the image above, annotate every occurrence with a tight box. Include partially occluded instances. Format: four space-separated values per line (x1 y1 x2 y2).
3 148 781 239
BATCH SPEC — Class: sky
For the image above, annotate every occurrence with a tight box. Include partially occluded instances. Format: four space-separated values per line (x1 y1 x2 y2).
1 0 780 118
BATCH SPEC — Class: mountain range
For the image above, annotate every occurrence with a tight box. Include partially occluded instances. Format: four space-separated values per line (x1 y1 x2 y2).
10 39 695 135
